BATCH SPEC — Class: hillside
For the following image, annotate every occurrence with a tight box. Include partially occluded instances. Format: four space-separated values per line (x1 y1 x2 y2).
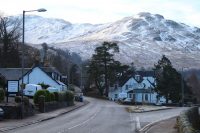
20 12 200 69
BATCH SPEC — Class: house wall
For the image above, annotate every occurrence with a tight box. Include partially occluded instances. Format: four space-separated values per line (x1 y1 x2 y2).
19 67 63 92
109 75 166 104
121 77 138 92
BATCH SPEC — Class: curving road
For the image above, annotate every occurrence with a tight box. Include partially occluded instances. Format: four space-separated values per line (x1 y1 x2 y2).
8 97 186 133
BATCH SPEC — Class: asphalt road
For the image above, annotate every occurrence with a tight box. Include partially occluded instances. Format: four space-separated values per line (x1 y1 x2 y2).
8 97 187 133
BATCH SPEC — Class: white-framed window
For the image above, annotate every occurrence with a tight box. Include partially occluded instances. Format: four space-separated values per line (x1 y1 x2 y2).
115 94 118 98
145 94 148 101
129 94 132 98
126 85 128 90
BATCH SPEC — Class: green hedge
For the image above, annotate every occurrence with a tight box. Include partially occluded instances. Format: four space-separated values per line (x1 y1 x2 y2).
34 89 51 104
34 90 74 104
50 93 55 101
0 88 5 102
65 91 74 102
53 92 59 101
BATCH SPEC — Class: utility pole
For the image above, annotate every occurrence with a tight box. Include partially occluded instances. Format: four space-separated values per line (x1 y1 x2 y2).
181 68 184 106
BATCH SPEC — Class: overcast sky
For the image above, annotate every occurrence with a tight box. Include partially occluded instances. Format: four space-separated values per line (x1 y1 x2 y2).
0 0 200 27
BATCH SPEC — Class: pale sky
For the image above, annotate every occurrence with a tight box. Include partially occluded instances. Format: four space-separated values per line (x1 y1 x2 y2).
0 0 200 27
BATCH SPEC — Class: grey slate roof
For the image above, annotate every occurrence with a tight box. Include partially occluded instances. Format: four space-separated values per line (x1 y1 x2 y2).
0 68 31 80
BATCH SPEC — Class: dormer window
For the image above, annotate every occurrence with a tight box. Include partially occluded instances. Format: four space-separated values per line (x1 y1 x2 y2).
135 75 140 82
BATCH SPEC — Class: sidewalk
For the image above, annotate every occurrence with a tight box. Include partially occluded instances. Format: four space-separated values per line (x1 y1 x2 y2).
0 101 89 132
142 117 178 133
127 105 173 113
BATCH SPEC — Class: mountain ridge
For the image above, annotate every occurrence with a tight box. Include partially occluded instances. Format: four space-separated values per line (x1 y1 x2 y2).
19 12 200 69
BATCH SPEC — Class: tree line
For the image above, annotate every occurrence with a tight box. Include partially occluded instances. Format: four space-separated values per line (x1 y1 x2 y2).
86 41 194 104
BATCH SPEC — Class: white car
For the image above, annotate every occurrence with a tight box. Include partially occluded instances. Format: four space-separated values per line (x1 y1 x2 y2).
23 84 42 96
47 87 59 93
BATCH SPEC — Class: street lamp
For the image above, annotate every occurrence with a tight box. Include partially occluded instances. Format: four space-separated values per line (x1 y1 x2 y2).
21 8 47 119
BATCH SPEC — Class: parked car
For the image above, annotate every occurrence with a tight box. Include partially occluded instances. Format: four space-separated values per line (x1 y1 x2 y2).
23 84 42 97
122 98 133 104
47 87 59 93
0 108 4 120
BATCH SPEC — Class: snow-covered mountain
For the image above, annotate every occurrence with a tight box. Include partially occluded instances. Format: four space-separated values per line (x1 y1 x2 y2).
22 12 200 69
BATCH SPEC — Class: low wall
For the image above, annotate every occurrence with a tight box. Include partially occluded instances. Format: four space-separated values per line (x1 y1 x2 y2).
38 101 74 113
177 107 200 133
0 103 34 119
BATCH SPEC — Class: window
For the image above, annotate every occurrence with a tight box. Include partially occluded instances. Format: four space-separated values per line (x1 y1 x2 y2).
126 85 128 90
115 94 118 98
129 94 132 98
135 75 140 81
145 94 148 101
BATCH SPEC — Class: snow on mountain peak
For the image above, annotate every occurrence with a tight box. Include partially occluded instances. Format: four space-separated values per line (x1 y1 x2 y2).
16 12 200 69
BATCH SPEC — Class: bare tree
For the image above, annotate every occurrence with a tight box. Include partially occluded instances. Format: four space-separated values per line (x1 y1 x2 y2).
0 12 22 67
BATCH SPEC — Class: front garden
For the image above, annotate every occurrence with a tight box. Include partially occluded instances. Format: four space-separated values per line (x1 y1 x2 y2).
0 87 75 119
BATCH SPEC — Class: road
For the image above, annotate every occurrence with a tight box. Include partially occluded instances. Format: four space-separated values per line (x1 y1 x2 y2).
8 97 186 133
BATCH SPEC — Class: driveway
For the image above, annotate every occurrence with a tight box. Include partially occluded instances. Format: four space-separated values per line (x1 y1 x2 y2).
7 97 186 133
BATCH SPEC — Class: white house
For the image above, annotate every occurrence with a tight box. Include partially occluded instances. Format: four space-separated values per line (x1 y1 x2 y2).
108 71 166 104
19 66 67 92
0 66 67 94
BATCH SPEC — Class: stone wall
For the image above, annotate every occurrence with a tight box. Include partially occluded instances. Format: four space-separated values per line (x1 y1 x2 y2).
177 107 200 133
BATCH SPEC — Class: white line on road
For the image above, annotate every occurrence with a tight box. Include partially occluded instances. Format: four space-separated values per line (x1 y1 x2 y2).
129 113 135 132
68 109 100 130
136 116 141 130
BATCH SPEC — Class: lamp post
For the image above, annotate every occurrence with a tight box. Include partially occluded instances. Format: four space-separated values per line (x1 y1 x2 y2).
21 8 47 119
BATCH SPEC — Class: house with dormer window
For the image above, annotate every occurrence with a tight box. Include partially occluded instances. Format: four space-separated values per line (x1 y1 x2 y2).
0 65 67 95
108 71 166 104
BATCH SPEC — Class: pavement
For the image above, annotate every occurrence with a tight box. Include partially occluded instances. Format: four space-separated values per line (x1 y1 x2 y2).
140 117 178 133
0 100 89 132
127 105 173 113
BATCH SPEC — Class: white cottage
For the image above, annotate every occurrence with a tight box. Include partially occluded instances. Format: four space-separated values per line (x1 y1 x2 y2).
0 66 67 94
19 66 67 92
108 71 166 104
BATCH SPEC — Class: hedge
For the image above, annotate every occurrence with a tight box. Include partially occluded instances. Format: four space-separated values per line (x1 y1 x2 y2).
50 93 55 101
0 88 5 102
177 107 200 133
65 91 74 102
34 89 51 104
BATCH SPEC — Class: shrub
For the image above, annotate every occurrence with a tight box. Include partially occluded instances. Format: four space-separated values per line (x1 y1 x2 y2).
53 92 59 101
23 96 30 106
68 84 75 92
44 90 51 102
15 96 22 103
38 82 50 89
65 91 74 102
34 90 47 104
50 93 55 101
58 92 66 102
0 88 5 102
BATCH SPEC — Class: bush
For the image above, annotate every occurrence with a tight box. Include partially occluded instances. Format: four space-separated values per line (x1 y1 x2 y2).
65 91 74 102
50 93 55 101
0 88 5 102
38 82 50 89
23 96 30 106
53 92 59 101
44 90 51 102
34 90 47 104
15 96 22 103
58 92 66 102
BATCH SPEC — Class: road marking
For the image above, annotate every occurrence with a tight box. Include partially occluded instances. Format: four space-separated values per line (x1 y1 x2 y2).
136 117 141 130
129 113 135 132
68 109 100 130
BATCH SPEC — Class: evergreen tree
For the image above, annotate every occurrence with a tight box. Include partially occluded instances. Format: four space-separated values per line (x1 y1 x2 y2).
154 55 182 103
88 42 119 96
